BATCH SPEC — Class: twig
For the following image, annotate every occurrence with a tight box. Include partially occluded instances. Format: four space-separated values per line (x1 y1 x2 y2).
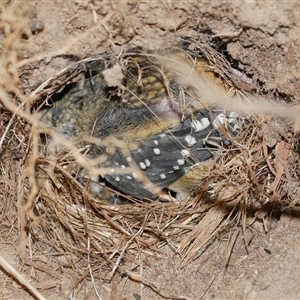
0 254 47 300
125 270 191 300
87 237 103 300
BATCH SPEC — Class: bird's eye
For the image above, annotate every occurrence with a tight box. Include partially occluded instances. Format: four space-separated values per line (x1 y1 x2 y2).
137 86 143 94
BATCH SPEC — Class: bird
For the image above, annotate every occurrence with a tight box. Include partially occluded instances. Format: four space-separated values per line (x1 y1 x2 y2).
40 48 243 201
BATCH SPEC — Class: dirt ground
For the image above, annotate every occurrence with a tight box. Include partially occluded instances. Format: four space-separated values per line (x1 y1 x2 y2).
1 1 300 299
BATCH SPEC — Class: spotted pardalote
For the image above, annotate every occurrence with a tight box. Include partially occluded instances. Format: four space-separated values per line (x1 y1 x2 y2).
40 48 244 200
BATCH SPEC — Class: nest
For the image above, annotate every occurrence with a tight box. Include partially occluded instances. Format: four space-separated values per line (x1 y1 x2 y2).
0 8 299 298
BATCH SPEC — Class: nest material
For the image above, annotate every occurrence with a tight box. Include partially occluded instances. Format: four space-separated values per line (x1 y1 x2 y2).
0 20 299 298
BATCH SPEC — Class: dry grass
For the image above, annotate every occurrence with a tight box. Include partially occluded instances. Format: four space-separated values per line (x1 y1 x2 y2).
0 2 299 299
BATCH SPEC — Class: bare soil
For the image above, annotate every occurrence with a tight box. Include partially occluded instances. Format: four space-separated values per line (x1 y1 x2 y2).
1 1 300 299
